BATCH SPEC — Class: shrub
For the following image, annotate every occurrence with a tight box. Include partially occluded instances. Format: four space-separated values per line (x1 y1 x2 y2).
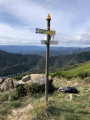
16 84 27 97
16 80 54 97
9 91 19 101
0 91 10 102
26 80 54 94
25 83 45 94
78 71 89 79
10 100 22 108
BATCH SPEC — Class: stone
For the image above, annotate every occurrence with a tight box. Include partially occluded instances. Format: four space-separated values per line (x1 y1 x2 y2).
30 74 52 85
0 77 5 84
1 78 18 91
22 75 31 82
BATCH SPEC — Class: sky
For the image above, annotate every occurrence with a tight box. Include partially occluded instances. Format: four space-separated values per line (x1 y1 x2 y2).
0 0 90 47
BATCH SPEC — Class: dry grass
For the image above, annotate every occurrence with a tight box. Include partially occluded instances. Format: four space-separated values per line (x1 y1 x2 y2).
0 77 90 120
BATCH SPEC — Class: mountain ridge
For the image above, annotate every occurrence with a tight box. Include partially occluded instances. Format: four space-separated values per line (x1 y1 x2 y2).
0 50 90 76
0 45 90 56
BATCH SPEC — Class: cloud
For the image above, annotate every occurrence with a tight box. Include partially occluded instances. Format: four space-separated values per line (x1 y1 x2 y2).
0 0 90 46
0 23 44 45
0 0 48 27
55 28 90 47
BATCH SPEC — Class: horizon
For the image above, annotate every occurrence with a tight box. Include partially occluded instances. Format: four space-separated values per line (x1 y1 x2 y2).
0 44 90 48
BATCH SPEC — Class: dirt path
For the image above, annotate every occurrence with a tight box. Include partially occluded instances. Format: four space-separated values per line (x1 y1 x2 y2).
7 104 33 120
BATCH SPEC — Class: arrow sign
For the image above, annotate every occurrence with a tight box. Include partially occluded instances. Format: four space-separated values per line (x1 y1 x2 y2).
41 40 58 45
36 28 56 35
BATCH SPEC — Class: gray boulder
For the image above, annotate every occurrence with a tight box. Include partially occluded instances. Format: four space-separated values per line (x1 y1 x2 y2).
30 74 52 85
1 78 18 91
18 74 52 85
0 77 6 84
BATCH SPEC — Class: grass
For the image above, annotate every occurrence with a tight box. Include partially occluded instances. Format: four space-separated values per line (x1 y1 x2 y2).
0 91 22 120
0 77 90 120
0 61 90 120
29 77 90 120
50 61 90 79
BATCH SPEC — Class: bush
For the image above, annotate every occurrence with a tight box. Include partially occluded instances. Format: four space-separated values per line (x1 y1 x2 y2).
26 83 45 94
78 71 89 79
9 91 19 101
16 80 55 97
0 91 10 102
16 84 27 97
10 100 22 108
26 80 54 94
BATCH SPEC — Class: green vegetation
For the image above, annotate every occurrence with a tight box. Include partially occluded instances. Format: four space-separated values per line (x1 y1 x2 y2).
0 91 22 120
0 50 90 119
12 75 24 80
0 50 42 76
50 61 90 79
16 80 54 97
0 76 90 120
0 50 90 76
29 77 90 120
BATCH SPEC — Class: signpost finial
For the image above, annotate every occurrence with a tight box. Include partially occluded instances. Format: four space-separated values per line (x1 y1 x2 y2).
46 13 51 20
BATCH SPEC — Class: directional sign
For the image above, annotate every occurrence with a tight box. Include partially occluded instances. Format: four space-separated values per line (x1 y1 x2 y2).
41 40 58 45
36 28 56 35
50 41 58 45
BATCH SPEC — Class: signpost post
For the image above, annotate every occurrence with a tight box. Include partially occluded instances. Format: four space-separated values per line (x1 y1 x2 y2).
45 14 51 104
36 14 58 104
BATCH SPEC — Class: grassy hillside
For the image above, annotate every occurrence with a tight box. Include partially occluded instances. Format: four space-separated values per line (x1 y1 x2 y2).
0 77 90 120
50 61 90 79
0 61 90 120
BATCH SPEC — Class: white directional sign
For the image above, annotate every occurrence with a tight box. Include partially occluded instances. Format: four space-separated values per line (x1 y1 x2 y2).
36 28 56 35
41 40 58 45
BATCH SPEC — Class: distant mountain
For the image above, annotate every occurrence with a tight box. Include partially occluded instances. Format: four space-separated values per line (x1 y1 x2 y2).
0 50 42 76
0 45 90 56
0 50 90 76
38 51 90 69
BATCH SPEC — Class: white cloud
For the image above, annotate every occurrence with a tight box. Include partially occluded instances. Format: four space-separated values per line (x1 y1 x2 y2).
0 0 48 27
0 23 44 45
0 0 90 46
55 28 90 47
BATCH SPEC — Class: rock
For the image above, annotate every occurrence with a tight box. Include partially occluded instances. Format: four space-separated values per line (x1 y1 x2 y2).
22 75 31 82
0 77 6 84
1 78 18 91
18 74 52 85
18 80 25 84
30 74 52 85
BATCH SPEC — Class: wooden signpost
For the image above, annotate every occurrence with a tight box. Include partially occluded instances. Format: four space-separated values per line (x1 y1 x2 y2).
36 28 56 35
41 40 58 45
36 14 58 104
